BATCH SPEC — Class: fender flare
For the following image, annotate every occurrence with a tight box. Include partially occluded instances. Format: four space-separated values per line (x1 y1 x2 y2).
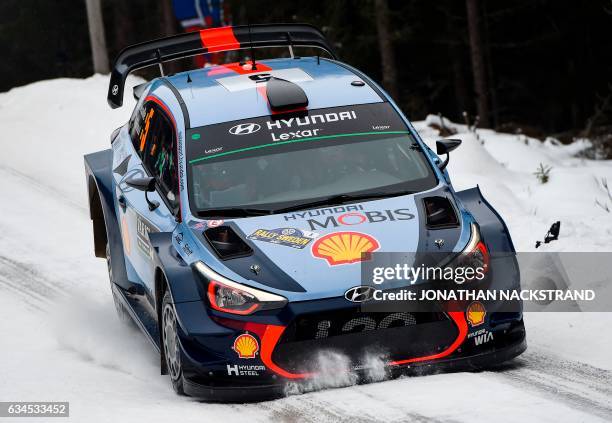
149 232 204 375
149 232 203 305
84 149 130 289
455 185 516 253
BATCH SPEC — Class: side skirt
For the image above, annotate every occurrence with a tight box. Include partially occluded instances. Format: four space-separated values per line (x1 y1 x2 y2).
111 283 160 352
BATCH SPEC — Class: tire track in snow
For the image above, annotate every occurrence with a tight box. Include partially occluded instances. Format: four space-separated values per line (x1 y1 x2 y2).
250 384 460 423
0 162 91 304
0 254 63 309
491 349 612 420
0 164 87 213
255 395 386 423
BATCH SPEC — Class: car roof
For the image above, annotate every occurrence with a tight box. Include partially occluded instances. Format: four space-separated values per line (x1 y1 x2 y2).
159 57 384 128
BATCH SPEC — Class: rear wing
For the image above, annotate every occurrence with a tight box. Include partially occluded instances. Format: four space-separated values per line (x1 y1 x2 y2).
107 23 337 108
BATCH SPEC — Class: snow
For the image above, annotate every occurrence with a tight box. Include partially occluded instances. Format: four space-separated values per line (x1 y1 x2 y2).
0 76 611 422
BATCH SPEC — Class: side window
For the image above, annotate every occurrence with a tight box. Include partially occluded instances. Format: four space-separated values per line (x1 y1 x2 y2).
130 103 157 159
140 105 179 207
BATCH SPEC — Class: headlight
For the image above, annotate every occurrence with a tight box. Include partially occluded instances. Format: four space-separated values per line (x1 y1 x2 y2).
449 223 490 284
194 261 288 315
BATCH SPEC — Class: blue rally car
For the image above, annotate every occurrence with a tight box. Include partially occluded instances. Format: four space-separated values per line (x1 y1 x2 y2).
84 24 526 400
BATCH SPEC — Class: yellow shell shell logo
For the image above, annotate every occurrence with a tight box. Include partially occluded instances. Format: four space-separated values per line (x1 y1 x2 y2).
466 301 486 327
312 231 380 266
232 333 259 359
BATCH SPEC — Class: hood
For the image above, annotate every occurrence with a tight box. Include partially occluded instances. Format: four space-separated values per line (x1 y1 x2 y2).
191 191 468 301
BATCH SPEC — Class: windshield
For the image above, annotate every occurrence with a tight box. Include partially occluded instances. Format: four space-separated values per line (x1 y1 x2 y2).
186 103 437 215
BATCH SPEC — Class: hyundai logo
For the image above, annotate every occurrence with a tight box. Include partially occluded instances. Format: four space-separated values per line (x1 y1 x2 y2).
344 286 377 303
229 123 261 135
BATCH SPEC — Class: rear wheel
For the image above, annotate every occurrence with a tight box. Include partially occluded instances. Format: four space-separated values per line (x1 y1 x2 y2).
162 290 185 395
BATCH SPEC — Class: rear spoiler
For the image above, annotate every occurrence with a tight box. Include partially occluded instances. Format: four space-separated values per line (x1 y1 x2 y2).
107 23 337 108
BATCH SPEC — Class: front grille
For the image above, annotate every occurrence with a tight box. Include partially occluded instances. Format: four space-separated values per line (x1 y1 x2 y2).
273 310 457 373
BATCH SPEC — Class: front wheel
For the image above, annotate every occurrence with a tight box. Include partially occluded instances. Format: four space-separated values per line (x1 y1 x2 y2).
162 291 185 395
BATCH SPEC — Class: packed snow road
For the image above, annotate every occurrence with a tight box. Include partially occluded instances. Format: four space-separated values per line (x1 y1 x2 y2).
0 76 611 422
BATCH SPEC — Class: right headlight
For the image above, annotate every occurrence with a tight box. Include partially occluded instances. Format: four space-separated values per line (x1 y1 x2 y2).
194 261 288 315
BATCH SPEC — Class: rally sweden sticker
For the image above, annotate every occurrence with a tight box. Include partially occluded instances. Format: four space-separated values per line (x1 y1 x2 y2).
247 228 318 249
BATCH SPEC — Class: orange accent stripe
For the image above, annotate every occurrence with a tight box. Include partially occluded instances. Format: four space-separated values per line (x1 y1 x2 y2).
199 26 240 53
139 108 155 152
389 311 468 366
121 216 131 256
260 325 314 379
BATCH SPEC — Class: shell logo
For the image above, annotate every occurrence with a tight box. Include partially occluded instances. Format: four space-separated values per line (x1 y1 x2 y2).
466 301 486 327
311 231 380 266
232 333 259 359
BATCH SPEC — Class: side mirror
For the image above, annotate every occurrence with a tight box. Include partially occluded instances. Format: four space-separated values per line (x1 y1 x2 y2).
126 176 155 192
125 176 159 211
435 139 462 171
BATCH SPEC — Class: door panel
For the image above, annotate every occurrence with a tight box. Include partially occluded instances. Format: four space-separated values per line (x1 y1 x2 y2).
114 101 178 296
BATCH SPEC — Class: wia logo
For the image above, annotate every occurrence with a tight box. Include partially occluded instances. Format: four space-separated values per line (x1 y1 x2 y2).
474 331 494 346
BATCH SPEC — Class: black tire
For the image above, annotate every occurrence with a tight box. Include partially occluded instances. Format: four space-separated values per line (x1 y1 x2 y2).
162 290 185 395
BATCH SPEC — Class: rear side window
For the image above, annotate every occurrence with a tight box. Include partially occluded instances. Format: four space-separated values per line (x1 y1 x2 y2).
131 102 180 207
130 104 157 156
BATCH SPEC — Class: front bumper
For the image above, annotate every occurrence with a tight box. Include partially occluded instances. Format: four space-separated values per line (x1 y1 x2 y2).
184 320 527 403
178 306 526 402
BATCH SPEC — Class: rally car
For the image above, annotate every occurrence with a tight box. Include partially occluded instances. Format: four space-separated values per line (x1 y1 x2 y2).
84 24 526 400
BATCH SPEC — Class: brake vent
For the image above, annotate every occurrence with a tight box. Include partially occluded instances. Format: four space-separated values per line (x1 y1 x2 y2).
204 226 253 260
423 197 459 228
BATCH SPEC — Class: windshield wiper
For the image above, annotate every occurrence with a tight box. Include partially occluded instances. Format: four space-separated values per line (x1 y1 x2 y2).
272 191 415 214
196 208 272 218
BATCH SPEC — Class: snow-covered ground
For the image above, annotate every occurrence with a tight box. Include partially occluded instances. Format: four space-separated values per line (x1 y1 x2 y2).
0 76 611 422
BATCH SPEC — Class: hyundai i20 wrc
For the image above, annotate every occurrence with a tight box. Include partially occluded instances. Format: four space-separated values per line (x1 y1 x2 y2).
84 24 526 401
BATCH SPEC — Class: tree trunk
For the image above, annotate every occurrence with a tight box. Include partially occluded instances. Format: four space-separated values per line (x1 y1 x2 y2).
159 0 180 74
160 0 178 36
465 0 490 127
85 0 110 74
112 0 130 53
374 0 399 101
482 1 498 127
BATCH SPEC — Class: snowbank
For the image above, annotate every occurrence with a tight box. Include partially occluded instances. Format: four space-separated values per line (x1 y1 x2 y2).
416 115 612 252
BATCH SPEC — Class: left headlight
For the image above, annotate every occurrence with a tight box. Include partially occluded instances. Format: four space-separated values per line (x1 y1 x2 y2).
194 261 288 315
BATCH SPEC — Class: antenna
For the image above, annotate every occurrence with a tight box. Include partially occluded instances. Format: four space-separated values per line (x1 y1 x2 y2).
248 24 257 70
286 32 294 58
155 49 165 76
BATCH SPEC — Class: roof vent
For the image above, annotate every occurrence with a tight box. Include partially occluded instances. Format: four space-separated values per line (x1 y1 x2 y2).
266 77 308 112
